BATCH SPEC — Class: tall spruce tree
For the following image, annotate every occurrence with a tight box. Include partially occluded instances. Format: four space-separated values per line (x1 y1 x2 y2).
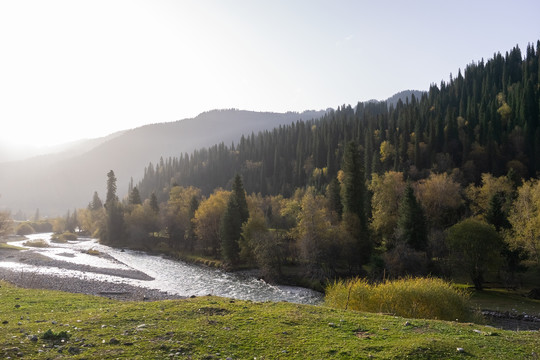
327 177 343 220
232 174 249 224
220 196 242 265
485 191 510 231
220 174 249 266
396 183 427 251
341 141 371 265
341 141 365 220
129 186 142 205
149 192 159 213
102 170 125 246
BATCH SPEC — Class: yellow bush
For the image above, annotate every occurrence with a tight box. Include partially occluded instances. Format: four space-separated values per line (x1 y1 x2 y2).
325 277 472 321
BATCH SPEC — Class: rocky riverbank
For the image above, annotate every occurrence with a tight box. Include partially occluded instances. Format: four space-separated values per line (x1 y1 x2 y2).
0 246 184 301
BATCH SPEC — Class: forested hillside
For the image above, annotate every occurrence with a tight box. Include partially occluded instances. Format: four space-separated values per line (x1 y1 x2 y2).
73 42 540 288
137 43 540 201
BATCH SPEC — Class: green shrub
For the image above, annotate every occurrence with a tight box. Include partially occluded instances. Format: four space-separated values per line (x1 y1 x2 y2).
325 277 473 321
16 223 35 236
84 248 101 256
41 329 71 341
51 232 77 243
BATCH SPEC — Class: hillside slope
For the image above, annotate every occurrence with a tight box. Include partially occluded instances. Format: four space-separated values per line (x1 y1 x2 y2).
0 109 325 216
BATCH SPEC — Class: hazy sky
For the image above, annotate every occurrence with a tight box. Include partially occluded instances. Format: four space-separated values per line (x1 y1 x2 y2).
1 0 540 148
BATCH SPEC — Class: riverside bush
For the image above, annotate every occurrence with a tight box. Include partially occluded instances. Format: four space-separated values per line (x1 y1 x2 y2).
325 277 473 321
22 239 49 248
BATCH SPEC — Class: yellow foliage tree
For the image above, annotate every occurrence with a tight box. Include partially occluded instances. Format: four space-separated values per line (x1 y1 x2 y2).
508 179 540 263
465 173 514 216
415 172 463 228
193 189 231 257
368 171 406 243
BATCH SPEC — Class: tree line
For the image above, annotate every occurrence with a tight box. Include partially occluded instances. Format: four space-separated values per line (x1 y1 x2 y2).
69 41 540 289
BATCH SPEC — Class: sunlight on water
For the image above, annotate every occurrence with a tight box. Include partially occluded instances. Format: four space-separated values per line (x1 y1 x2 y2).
5 233 322 304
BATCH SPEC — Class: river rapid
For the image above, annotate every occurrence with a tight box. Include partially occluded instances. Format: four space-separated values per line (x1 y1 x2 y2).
2 233 322 305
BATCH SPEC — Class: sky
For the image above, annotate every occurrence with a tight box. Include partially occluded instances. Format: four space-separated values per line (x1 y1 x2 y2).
1 0 540 150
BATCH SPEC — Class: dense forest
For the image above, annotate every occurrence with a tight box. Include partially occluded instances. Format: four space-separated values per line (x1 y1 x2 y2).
66 42 540 289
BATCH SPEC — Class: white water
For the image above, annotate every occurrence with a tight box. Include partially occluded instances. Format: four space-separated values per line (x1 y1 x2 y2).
3 233 322 304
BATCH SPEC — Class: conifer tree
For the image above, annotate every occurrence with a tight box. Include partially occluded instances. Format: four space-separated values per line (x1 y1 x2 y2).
486 191 510 231
232 174 249 224
341 141 365 220
396 183 427 251
327 177 343 220
129 186 142 205
102 170 125 246
341 141 371 265
220 196 242 265
149 192 159 213
90 191 103 211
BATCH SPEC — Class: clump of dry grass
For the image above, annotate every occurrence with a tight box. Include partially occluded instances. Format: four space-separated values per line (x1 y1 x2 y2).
325 277 473 321
22 239 50 248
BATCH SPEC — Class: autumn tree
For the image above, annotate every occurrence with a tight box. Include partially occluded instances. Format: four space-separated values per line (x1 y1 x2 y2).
124 200 160 248
368 171 406 244
415 172 463 229
446 219 503 290
466 173 514 217
0 211 13 237
295 188 342 277
163 186 201 250
508 179 540 263
193 189 230 257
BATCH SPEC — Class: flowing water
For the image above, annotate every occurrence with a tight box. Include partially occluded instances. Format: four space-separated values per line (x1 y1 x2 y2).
3 233 322 304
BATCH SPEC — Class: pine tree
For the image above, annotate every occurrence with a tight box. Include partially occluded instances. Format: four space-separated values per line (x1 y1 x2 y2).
149 192 159 213
232 174 249 224
102 170 125 246
341 141 365 219
396 183 427 251
90 191 103 211
129 187 142 205
485 191 510 231
106 170 118 205
327 177 343 220
185 195 199 250
341 141 371 265
220 196 242 266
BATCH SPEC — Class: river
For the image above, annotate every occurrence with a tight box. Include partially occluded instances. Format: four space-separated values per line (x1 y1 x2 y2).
2 233 323 305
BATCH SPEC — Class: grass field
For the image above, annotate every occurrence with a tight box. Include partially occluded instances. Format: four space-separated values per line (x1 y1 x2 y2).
1 281 539 359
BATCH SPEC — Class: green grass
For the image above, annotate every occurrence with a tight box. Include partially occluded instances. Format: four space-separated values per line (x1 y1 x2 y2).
0 281 538 359
0 243 24 251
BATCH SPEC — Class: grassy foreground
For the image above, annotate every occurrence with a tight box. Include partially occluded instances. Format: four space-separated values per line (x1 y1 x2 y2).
0 282 538 359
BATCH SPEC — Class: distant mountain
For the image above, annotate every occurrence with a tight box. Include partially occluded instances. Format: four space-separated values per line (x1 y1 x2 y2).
364 90 425 108
385 90 425 108
0 131 126 163
0 109 326 217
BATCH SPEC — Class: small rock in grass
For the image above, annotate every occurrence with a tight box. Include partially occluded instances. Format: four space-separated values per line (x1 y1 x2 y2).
109 338 120 345
457 347 465 353
328 322 336 327
404 321 411 326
